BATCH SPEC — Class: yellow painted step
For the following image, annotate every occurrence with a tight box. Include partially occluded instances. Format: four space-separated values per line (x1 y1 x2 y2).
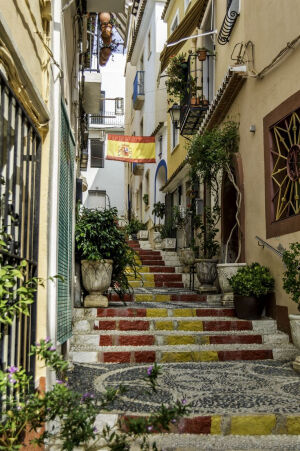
160 351 218 363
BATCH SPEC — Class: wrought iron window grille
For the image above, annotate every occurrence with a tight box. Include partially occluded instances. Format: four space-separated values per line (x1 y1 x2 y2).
217 0 240 45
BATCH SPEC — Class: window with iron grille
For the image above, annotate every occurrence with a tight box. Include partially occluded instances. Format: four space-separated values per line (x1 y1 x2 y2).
264 91 300 237
0 72 41 375
90 138 105 168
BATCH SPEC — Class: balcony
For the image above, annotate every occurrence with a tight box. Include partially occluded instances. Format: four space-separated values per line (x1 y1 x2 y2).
133 71 145 110
179 54 214 136
89 111 124 128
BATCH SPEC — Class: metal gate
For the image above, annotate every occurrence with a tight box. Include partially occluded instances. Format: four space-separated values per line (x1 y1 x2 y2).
0 71 41 376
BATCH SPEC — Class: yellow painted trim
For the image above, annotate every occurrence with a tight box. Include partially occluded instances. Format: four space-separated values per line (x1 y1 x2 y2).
135 294 153 302
286 416 300 434
155 321 174 330
155 294 171 302
211 416 222 434
165 335 196 345
177 320 203 331
230 415 276 435
146 308 168 317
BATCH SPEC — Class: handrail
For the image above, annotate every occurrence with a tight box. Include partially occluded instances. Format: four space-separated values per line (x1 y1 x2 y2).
255 236 284 258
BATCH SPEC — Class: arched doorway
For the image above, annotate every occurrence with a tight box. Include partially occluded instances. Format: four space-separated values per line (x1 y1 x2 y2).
154 160 167 222
221 154 245 262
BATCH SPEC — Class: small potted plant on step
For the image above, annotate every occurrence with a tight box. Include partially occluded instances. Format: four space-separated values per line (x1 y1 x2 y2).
195 206 220 290
228 262 275 319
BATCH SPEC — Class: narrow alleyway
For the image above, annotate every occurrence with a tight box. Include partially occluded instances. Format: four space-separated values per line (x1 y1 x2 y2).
69 239 300 450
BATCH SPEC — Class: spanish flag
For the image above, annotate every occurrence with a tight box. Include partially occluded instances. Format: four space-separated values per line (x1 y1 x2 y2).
106 134 156 163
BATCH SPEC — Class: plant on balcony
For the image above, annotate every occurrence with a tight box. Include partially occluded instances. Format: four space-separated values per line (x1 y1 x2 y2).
166 53 197 103
187 121 240 263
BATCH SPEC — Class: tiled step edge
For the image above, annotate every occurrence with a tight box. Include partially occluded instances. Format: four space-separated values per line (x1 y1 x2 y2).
119 413 300 436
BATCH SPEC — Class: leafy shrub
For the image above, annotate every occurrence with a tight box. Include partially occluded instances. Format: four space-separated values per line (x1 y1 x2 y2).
282 242 300 310
228 262 275 298
75 207 139 297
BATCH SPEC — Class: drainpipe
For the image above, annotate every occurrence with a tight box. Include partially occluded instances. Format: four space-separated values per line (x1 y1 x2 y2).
47 0 62 389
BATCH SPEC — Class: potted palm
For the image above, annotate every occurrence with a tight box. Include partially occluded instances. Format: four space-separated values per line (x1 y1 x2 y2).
228 263 275 319
75 207 138 307
152 201 165 249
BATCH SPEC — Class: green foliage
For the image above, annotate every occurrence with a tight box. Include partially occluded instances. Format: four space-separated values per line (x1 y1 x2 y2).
187 121 239 185
75 207 140 298
172 206 188 230
228 262 275 298
0 263 189 450
143 194 149 206
195 206 220 259
160 219 175 239
0 236 45 332
282 242 300 310
152 202 165 222
126 216 146 236
165 53 197 103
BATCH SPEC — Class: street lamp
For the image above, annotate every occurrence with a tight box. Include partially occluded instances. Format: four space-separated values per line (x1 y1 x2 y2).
168 103 181 129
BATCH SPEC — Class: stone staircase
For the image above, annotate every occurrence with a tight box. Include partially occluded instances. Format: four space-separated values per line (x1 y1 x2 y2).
69 239 300 448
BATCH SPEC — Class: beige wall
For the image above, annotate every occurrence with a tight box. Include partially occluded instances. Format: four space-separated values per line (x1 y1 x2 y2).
214 0 300 314
0 0 52 379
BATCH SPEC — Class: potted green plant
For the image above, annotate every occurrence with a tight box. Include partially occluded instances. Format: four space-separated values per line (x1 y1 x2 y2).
152 201 165 249
228 263 275 319
173 205 195 272
195 206 220 288
75 207 138 306
282 242 300 349
166 53 198 103
160 219 176 251
187 121 245 301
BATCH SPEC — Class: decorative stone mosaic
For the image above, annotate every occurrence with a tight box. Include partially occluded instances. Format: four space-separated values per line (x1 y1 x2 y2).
69 361 300 415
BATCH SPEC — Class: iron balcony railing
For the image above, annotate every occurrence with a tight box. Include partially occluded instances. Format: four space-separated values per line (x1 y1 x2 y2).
89 112 124 127
133 71 145 105
179 54 214 136
218 0 240 45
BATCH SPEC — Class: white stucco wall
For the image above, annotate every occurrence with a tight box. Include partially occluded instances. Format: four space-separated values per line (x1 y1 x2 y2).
82 53 126 216
124 1 168 224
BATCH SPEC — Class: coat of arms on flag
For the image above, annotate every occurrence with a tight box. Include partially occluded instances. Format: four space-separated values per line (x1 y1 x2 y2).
106 134 155 163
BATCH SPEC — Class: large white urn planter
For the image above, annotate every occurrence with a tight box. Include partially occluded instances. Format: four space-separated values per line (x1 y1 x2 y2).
196 259 218 290
137 230 148 240
178 248 195 273
153 231 163 250
81 259 113 307
162 238 176 251
289 314 300 373
217 263 246 302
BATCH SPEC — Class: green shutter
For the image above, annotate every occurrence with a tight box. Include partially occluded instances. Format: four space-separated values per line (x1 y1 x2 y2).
57 102 75 343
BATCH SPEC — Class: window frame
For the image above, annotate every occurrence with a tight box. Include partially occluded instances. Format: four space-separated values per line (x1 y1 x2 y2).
90 138 105 168
170 10 179 34
264 90 300 238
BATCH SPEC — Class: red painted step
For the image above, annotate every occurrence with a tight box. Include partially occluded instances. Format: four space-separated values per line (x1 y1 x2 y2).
136 250 161 256
149 266 175 273
142 260 165 266
154 274 182 282
97 348 273 364
94 319 253 332
139 255 164 261
171 294 206 302
98 334 262 346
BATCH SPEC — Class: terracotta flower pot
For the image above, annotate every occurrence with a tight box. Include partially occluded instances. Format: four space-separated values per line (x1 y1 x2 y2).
234 295 265 320
81 259 113 307
101 34 112 46
197 49 207 61
101 23 112 38
99 12 111 23
101 47 111 58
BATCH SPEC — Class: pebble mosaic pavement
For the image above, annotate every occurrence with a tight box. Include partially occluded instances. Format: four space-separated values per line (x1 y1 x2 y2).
69 360 300 415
